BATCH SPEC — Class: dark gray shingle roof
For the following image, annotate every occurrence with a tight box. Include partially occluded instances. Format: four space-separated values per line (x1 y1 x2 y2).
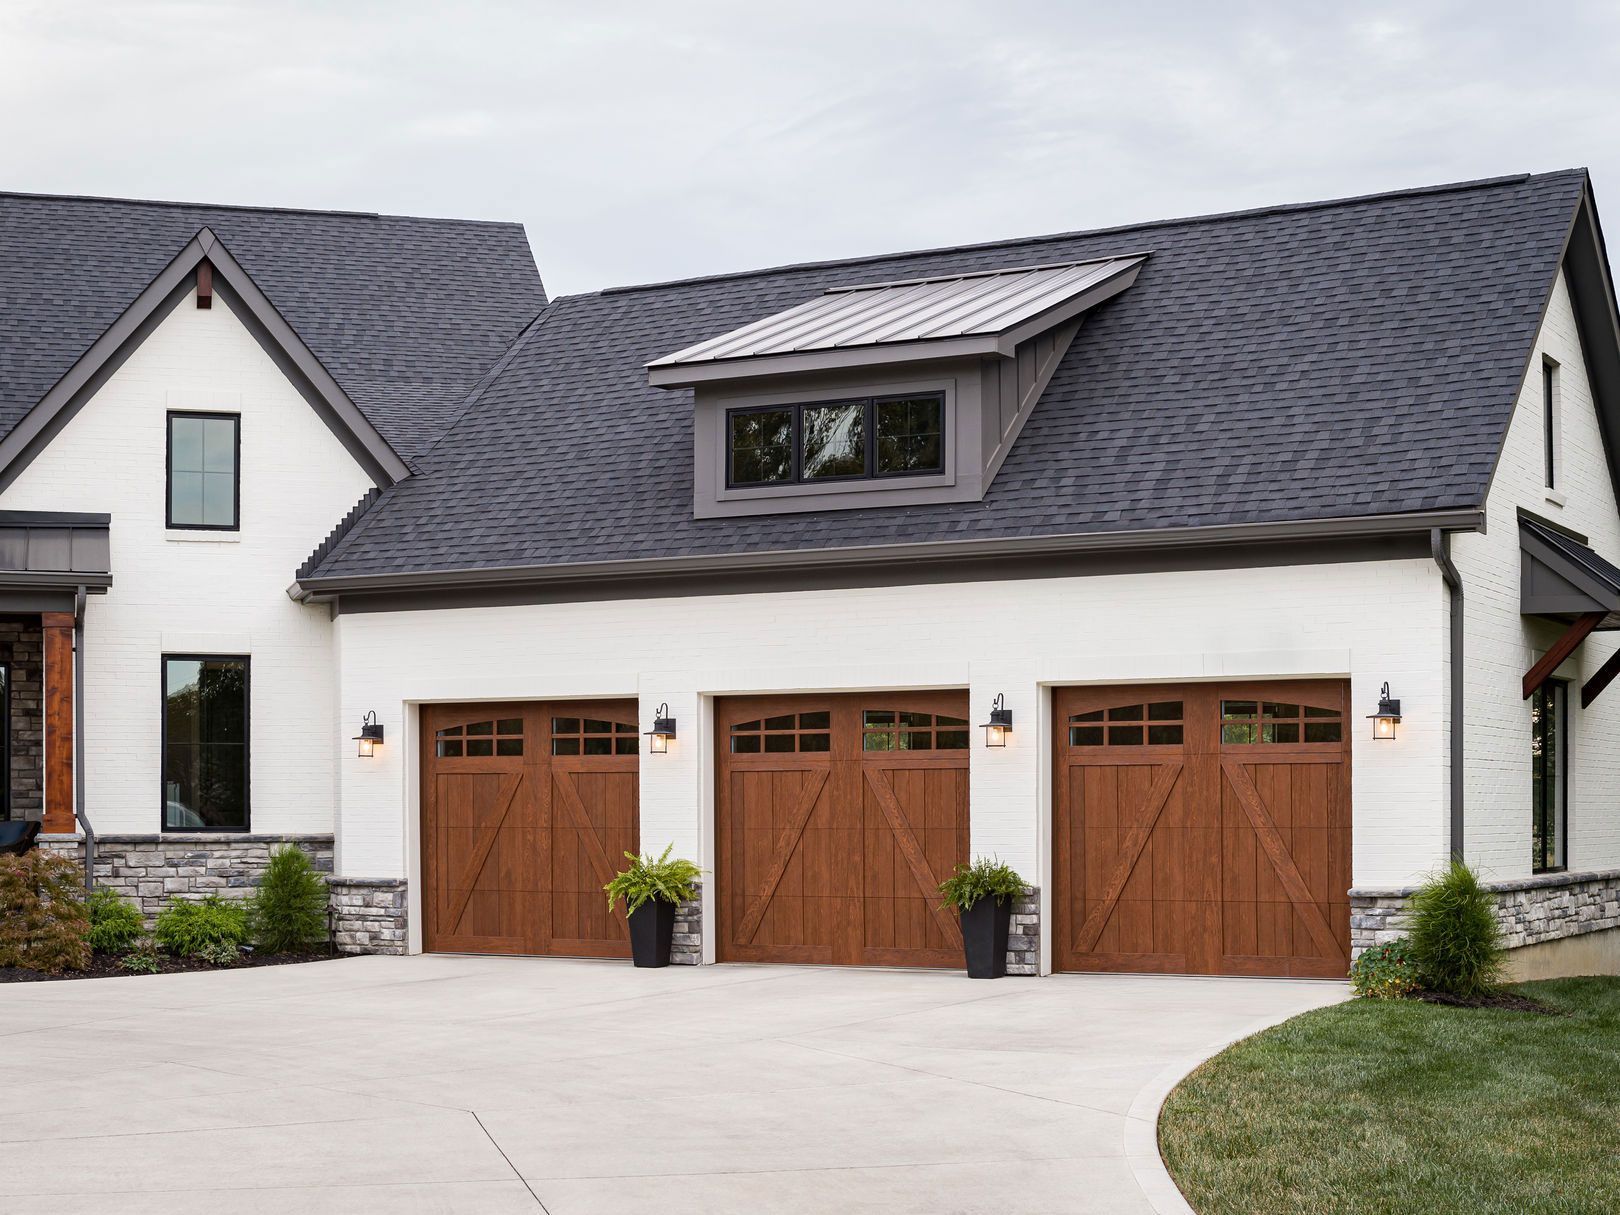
304 170 1591 580
0 192 546 460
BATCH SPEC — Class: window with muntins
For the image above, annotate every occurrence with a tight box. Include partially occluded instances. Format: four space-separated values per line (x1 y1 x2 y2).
1069 701 1184 747
861 710 970 751
1220 699 1342 745
167 412 240 529
726 393 944 487
730 712 831 753
162 656 248 831
436 718 525 757
1532 681 1567 872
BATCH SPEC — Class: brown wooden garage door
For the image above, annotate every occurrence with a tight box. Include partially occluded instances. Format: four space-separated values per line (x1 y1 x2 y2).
421 701 638 957
1053 681 1351 978
716 692 970 968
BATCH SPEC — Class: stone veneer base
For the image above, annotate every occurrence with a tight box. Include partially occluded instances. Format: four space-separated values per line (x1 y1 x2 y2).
672 881 702 965
1350 867 1620 962
329 877 408 956
1006 886 1040 976
40 832 334 921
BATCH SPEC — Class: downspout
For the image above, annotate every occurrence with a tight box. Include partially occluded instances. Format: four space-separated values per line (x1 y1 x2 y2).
1430 530 1464 861
72 586 96 889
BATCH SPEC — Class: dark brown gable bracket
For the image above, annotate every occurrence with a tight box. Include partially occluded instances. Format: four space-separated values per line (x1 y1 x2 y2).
1523 611 1604 699
196 259 213 309
1581 648 1620 708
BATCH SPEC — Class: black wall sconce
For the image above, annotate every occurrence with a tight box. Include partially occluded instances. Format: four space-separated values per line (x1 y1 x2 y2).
646 703 677 754
981 693 1013 747
1368 683 1401 740
353 710 384 758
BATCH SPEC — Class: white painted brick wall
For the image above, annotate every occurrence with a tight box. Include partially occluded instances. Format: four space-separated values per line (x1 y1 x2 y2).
1454 269 1620 880
335 557 1449 898
0 288 375 834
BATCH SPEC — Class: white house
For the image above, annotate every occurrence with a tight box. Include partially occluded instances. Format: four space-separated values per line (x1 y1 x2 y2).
8 171 1620 978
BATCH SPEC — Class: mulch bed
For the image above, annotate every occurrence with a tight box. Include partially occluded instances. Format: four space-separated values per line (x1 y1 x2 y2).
1411 988 1562 1015
0 950 339 983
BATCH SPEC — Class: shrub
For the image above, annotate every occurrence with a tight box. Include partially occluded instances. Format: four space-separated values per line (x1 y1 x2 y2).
196 939 242 966
1407 861 1505 999
120 938 160 974
938 856 1026 912
87 886 145 954
1349 937 1420 999
604 845 702 914
247 846 329 953
153 894 248 958
0 851 90 974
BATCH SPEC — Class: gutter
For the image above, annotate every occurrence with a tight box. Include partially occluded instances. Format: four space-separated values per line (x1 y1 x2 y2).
1431 529 1465 861
73 585 96 888
292 507 1485 601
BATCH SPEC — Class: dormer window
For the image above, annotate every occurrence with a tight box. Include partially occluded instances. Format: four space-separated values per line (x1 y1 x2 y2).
651 254 1147 519
727 394 944 488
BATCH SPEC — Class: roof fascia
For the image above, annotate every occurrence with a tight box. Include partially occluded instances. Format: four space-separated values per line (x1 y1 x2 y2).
0 228 410 494
199 231 410 485
295 506 1483 600
648 333 1002 388
991 258 1143 355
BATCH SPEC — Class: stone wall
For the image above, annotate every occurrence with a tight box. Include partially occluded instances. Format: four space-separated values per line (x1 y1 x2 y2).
672 882 702 965
39 832 334 920
1350 868 1620 958
329 877 407 955
0 621 42 821
1007 886 1039 976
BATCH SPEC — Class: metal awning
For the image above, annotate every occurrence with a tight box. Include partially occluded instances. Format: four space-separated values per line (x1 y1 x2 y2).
648 254 1146 387
1520 514 1620 704
0 510 111 609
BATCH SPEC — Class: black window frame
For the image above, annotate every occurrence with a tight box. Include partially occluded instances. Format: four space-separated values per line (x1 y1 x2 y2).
166 411 242 531
1543 357 1559 490
160 653 251 834
0 663 9 821
1531 678 1567 874
724 392 946 489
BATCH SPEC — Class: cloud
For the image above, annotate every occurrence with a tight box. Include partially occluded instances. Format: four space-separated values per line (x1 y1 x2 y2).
0 0 1614 294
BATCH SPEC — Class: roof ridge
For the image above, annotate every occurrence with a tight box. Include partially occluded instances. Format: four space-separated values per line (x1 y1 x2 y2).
596 169 1585 299
0 187 526 228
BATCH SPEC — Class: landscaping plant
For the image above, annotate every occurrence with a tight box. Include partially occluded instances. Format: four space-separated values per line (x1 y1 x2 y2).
937 856 1026 911
87 886 145 954
0 850 90 974
120 938 160 974
1348 937 1420 999
153 894 248 960
604 844 702 914
247 845 330 953
1407 861 1505 999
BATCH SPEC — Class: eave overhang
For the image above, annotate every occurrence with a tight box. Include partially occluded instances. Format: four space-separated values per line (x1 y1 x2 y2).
1519 513 1620 630
293 507 1483 609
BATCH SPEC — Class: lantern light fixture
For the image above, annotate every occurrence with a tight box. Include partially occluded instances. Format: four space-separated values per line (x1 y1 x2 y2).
353 710 384 758
981 693 1013 748
646 703 677 754
1368 682 1401 741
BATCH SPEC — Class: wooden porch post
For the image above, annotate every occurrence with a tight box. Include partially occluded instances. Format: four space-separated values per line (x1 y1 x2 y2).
42 612 75 834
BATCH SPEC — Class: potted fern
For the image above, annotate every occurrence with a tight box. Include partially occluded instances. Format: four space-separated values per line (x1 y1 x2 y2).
604 845 702 968
938 857 1026 979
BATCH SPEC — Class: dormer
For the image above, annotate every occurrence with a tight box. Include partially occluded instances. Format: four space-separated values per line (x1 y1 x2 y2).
648 255 1146 518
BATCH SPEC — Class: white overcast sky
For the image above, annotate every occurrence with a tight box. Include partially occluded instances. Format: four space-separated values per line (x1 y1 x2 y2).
3 1 1617 297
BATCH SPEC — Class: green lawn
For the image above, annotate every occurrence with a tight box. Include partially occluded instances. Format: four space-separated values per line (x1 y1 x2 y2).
1159 978 1620 1215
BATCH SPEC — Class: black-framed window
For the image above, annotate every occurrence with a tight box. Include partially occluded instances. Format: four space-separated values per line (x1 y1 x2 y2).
0 664 9 821
1543 358 1559 490
726 393 945 487
162 656 249 831
1531 679 1567 873
167 412 240 529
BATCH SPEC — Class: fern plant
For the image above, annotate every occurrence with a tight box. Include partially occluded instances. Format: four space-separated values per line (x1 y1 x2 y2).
938 856 1026 911
604 845 702 914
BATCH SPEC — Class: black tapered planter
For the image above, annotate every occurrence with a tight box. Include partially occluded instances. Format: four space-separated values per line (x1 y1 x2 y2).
959 897 1012 979
626 899 676 968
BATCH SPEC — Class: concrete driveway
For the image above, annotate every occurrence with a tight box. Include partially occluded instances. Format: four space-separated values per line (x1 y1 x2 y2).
3 955 1345 1214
